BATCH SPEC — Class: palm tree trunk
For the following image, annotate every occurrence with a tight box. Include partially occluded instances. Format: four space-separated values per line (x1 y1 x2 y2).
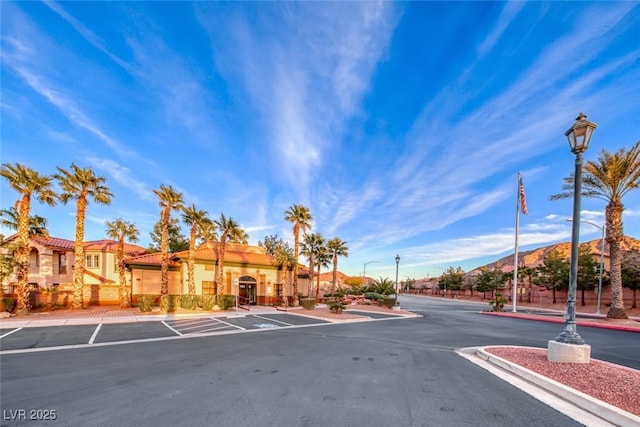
315 264 321 300
118 240 130 308
160 207 170 295
292 228 299 306
187 227 196 295
72 197 87 310
332 254 338 291
15 196 31 315
217 237 227 302
606 202 628 319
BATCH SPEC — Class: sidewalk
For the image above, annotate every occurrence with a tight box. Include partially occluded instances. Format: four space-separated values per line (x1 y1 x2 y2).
0 303 418 328
482 308 640 333
0 305 284 328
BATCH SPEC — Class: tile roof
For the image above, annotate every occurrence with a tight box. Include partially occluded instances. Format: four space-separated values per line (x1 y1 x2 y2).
173 242 275 266
29 236 147 255
125 252 180 267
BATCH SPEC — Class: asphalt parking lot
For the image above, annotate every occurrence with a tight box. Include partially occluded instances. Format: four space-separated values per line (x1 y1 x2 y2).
0 313 337 352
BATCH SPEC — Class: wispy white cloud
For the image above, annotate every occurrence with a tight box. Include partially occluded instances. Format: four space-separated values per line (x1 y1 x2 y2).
477 1 526 57
86 157 154 202
197 2 399 193
43 1 131 71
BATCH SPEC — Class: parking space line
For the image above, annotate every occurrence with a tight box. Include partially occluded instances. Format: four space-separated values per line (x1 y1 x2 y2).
184 325 233 334
212 317 245 330
170 319 214 329
252 314 294 326
0 328 22 339
171 319 211 327
161 321 183 336
177 323 226 332
88 324 102 344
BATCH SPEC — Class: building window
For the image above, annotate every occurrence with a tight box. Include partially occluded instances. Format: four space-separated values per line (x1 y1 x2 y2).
85 254 100 268
58 253 67 275
275 284 282 297
202 281 217 295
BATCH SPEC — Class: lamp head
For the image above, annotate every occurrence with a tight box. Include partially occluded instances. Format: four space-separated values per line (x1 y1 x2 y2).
565 112 596 154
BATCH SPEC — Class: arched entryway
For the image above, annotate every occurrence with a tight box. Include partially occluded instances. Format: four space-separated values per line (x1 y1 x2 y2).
238 276 257 305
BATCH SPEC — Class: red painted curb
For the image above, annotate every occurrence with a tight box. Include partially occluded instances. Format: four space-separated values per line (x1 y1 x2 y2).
481 311 640 333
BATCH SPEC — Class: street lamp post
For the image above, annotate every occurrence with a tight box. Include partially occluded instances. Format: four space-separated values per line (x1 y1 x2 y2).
395 255 400 306
567 219 606 315
363 260 378 285
549 113 596 363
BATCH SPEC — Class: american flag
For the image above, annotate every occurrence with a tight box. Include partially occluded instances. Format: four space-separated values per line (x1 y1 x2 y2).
520 177 528 215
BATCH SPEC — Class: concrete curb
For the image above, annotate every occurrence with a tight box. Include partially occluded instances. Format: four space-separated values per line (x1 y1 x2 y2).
481 311 640 333
461 346 640 427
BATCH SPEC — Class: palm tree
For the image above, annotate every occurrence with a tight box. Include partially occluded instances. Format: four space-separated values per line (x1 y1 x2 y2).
273 245 296 309
315 245 332 298
105 218 139 308
0 207 50 238
300 232 324 299
284 204 312 306
327 237 349 291
0 163 56 315
152 185 184 295
214 214 246 302
551 141 640 319
55 164 113 309
181 204 212 295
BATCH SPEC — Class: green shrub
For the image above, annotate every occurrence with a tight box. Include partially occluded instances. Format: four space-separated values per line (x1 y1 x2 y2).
160 294 180 312
379 296 396 308
180 294 200 310
219 295 235 310
331 288 348 298
300 298 316 310
199 295 216 311
364 292 384 301
1 297 16 313
489 293 507 312
323 292 332 298
136 294 156 312
328 300 346 314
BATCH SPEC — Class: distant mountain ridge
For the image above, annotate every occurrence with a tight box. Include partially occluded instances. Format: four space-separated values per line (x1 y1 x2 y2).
474 235 640 273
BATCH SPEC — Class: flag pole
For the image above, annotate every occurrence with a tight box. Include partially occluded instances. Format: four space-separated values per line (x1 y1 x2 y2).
512 172 522 313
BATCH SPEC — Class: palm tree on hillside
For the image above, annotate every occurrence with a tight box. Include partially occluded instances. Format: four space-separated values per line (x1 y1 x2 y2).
284 204 312 306
300 232 324 298
551 141 640 319
55 164 113 310
327 237 349 291
0 207 50 238
0 163 57 315
105 218 139 308
152 185 184 295
273 245 296 309
182 204 212 295
214 214 247 301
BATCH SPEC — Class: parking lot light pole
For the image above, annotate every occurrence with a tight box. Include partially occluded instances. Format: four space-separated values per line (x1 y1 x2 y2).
567 218 606 315
395 255 400 305
556 113 596 345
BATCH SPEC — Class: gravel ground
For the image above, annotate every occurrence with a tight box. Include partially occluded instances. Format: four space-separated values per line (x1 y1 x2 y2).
485 346 640 417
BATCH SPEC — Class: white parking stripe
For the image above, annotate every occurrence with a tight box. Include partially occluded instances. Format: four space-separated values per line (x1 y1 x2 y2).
252 314 293 326
177 323 230 332
183 325 232 334
161 320 183 336
0 327 23 339
212 317 245 330
88 324 102 344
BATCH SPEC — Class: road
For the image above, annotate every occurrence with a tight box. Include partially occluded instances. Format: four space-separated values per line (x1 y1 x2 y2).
1 295 637 426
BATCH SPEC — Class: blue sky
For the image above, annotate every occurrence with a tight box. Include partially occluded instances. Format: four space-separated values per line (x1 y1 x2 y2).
2 1 639 281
